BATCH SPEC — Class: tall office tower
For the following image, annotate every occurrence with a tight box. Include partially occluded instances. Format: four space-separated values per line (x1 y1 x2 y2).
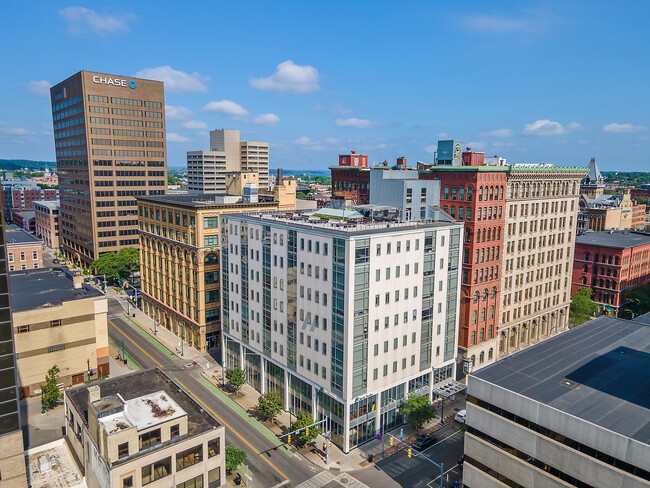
188 130 269 194
50 71 167 265
330 151 370 204
221 210 463 452
420 148 508 373
497 164 586 360
0 206 28 487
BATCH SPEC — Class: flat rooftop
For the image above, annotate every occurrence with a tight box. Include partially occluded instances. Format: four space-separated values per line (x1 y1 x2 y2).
9 268 103 312
67 369 220 436
6 229 41 245
473 315 650 444
575 230 650 249
137 193 278 209
223 208 461 236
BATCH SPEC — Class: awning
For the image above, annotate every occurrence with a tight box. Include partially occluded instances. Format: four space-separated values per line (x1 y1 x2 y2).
432 380 467 398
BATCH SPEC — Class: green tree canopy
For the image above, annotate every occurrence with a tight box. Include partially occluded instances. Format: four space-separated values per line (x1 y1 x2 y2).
290 410 318 446
41 365 61 410
226 367 246 392
569 288 599 326
91 247 140 282
258 391 283 421
403 394 436 433
622 284 650 319
225 445 246 472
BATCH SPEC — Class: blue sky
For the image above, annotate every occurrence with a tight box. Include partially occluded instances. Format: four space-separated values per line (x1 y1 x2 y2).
1 1 648 171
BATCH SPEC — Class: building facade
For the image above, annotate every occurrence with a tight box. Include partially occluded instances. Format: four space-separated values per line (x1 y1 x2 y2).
330 151 370 204
221 211 462 452
6 229 43 271
0 205 28 487
463 315 650 488
497 165 586 361
137 184 295 352
572 230 650 315
10 268 109 397
65 369 225 488
1 184 57 223
420 155 508 372
50 70 167 265
188 130 269 194
34 200 60 249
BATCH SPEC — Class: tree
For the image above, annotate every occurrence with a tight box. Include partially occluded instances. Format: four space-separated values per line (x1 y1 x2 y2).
91 247 140 282
225 445 246 473
296 192 308 199
290 410 319 446
258 391 283 421
569 288 599 326
622 284 650 319
41 365 61 410
403 394 436 434
226 367 246 392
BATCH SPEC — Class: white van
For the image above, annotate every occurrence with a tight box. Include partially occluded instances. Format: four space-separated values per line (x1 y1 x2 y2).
455 409 466 423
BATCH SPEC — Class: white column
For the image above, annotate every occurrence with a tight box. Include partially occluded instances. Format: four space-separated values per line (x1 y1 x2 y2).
260 356 266 395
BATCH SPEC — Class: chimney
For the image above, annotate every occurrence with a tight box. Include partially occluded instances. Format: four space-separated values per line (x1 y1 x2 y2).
277 168 283 185
88 384 101 404
383 160 389 167
396 157 406 169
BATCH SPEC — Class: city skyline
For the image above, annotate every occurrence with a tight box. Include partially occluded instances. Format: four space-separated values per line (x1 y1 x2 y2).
1 1 649 171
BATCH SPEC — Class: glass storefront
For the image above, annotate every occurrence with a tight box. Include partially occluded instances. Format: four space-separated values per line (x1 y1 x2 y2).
265 359 284 396
225 339 240 371
243 348 262 392
288 373 312 417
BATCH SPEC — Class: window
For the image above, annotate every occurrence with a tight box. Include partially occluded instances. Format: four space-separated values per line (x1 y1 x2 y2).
176 444 203 471
118 442 129 458
207 438 219 458
141 457 171 485
208 467 221 487
50 319 61 328
176 474 203 488
20 252 26 261
204 217 219 228
139 428 161 450
170 424 180 437
32 250 38 260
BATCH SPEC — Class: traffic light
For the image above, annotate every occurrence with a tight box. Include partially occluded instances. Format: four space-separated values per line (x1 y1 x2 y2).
287 434 291 443
408 449 412 458
389 437 393 446
305 428 309 435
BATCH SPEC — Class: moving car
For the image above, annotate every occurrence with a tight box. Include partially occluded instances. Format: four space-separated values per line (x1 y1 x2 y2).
413 433 437 451
455 409 466 423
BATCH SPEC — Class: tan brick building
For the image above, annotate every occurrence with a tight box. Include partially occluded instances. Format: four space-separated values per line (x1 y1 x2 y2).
6 229 43 271
65 369 225 488
10 268 109 397
137 172 295 351
496 164 587 360
34 200 60 249
50 71 167 265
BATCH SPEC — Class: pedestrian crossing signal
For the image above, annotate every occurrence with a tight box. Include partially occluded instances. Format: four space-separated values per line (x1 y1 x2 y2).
408 449 412 458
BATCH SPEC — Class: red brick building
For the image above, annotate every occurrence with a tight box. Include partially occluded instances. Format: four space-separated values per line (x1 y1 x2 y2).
572 230 650 315
1 186 58 222
330 151 370 204
420 150 508 369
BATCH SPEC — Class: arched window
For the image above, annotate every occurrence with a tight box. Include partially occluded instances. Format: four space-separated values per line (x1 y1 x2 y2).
491 286 497 298
478 186 483 201
467 186 473 201
488 348 493 360
471 355 476 367
479 351 485 363
459 186 465 200
473 291 479 303
489 305 495 319
482 289 488 301
484 186 488 201
472 310 477 324
204 253 218 265
444 185 449 199
482 228 486 242
490 186 494 200
582 276 587 285
499 186 504 200
487 228 492 241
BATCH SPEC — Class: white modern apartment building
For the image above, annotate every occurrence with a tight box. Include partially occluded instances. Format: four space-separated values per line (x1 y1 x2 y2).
188 130 269 194
220 210 463 452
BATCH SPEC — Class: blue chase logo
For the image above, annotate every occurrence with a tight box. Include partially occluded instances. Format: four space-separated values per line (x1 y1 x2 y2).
129 80 137 89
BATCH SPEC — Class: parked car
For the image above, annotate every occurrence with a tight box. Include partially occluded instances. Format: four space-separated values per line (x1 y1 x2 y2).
455 410 466 423
413 433 438 451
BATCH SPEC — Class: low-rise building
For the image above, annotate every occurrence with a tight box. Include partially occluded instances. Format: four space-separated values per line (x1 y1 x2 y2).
12 209 36 232
6 229 42 271
572 230 650 315
221 209 463 452
463 315 650 488
10 268 109 397
34 200 60 249
65 369 225 488
330 151 370 204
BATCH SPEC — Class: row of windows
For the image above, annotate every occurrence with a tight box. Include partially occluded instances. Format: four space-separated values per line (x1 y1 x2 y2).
443 184 504 202
53 95 82 112
54 116 84 130
53 105 84 120
55 127 85 140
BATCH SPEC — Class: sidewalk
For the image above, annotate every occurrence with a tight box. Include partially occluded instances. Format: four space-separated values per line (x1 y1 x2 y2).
105 287 214 368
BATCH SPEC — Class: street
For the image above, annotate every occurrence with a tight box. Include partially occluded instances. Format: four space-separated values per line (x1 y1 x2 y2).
372 422 465 488
106 297 319 488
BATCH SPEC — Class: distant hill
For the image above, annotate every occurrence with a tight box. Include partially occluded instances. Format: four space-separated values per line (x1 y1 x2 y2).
0 159 56 171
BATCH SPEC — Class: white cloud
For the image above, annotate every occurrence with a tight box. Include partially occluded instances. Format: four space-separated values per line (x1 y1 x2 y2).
59 7 135 35
293 136 340 152
250 60 319 93
466 141 485 151
462 11 550 34
203 100 249 118
424 145 437 153
166 132 190 143
253 113 280 126
26 80 51 98
182 120 207 130
0 122 34 136
165 105 193 120
481 128 513 138
135 66 209 94
523 119 580 136
335 118 376 129
602 123 647 133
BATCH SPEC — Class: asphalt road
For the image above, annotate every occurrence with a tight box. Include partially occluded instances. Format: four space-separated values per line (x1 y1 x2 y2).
374 422 465 488
106 298 318 488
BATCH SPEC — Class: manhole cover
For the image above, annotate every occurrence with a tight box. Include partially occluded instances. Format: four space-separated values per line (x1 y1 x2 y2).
185 363 194 368
340 478 348 484
336 461 341 465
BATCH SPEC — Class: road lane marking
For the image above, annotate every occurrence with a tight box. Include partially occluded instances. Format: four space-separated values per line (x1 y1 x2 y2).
270 481 290 488
174 378 290 482
109 320 163 368
428 466 460 486
422 429 463 454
